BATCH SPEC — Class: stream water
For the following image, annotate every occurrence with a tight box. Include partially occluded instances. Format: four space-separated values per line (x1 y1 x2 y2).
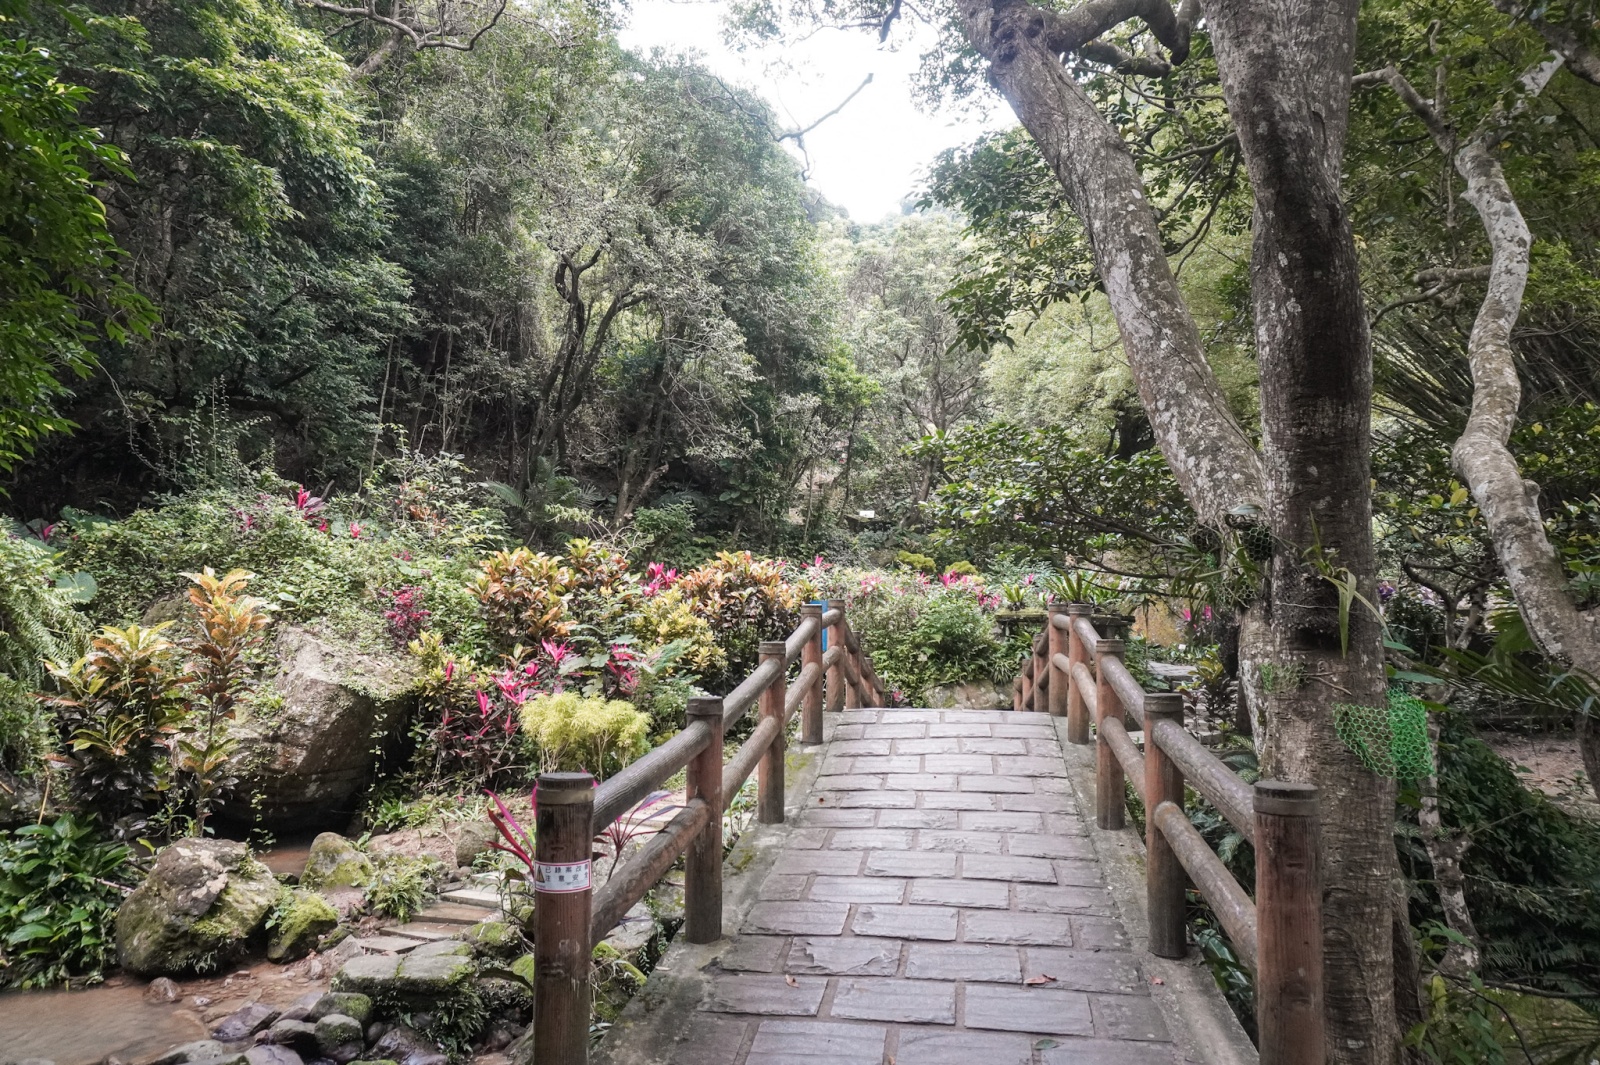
0 836 326 1064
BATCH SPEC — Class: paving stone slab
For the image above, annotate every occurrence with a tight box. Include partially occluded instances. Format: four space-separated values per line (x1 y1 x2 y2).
747 1019 888 1064
963 910 1077 946
863 850 959 878
829 977 957 1024
1023 948 1144 994
806 875 907 903
1091 994 1173 1041
908 877 1009 909
875 808 959 829
964 983 1095 1036
785 936 902 976
1035 1037 1184 1065
895 1029 1035 1065
718 936 789 973
903 942 1022 983
742 901 851 936
795 807 877 827
957 854 1058 883
851 903 960 940
826 828 915 850
706 974 827 1016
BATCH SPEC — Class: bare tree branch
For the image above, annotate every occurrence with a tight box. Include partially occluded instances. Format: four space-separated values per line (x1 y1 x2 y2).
300 0 512 75
1490 0 1600 85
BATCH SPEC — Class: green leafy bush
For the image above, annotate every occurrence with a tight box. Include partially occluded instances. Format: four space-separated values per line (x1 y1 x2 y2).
0 814 133 988
364 854 441 922
519 692 650 778
674 552 801 686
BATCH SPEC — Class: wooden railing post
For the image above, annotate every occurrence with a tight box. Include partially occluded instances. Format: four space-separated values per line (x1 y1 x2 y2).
1046 605 1069 718
800 603 824 744
1254 781 1325 1065
1144 693 1186 958
684 696 726 943
825 598 846 713
1030 631 1048 712
1094 638 1126 829
758 641 786 824
534 771 596 1065
840 610 862 710
1065 604 1093 744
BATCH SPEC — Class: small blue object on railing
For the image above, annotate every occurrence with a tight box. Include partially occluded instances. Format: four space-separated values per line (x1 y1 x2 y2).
810 600 828 651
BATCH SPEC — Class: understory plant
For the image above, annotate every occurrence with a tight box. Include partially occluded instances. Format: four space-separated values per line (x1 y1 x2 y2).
0 814 134 989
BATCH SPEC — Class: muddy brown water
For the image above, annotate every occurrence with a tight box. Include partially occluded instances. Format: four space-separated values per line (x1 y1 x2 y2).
0 957 333 1064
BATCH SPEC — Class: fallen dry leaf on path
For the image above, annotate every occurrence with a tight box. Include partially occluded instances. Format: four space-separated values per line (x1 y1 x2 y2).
1024 974 1057 985
785 975 799 988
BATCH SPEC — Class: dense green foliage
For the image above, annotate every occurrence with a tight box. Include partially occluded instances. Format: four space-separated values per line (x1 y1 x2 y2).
0 814 134 988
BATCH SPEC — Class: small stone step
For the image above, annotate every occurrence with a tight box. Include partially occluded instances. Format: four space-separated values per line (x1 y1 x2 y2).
346 935 422 953
415 901 497 925
388 921 461 941
440 887 502 909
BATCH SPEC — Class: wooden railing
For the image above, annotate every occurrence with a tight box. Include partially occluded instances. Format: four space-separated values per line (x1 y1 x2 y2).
531 598 884 1065
1016 603 1326 1065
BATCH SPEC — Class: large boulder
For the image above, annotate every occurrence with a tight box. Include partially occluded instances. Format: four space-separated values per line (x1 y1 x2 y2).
116 839 279 976
226 627 416 829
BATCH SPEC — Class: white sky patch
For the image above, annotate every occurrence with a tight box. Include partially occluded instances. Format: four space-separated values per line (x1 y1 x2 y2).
617 0 1005 221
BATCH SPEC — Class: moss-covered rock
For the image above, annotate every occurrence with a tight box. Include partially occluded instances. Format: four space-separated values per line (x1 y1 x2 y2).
509 953 536 986
314 1012 365 1058
266 889 339 962
301 832 373 890
462 919 524 959
115 838 278 976
311 990 373 1024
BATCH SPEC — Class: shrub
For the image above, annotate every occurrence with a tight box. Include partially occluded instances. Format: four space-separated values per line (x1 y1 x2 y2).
47 624 188 829
364 854 441 922
636 589 726 677
674 552 801 686
0 814 134 988
473 548 571 650
895 550 937 573
518 692 650 778
179 569 269 831
0 535 91 776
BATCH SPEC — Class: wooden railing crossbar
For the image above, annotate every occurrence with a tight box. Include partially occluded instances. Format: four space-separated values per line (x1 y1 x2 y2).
532 600 885 1065
1019 603 1325 1065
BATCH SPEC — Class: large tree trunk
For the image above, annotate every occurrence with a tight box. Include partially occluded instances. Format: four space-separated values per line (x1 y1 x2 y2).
951 0 1398 1058
1204 2 1398 1057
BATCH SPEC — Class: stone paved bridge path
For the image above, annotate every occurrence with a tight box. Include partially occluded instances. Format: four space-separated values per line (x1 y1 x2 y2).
601 707 1214 1065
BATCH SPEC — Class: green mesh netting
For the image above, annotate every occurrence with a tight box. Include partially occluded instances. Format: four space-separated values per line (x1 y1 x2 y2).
1333 689 1433 780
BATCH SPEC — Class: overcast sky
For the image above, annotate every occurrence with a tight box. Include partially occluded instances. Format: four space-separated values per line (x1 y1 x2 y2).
617 0 1006 221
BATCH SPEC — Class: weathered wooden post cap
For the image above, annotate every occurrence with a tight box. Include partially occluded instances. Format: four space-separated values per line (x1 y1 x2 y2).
1066 602 1095 615
1144 692 1183 716
1048 602 1070 616
1253 779 1319 815
1096 638 1126 655
759 640 787 656
801 602 823 616
535 771 595 804
686 696 724 719
826 597 845 609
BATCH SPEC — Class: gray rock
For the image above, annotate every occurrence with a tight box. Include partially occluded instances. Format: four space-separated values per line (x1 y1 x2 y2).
278 990 326 1022
224 627 415 829
144 976 181 1002
148 1043 225 1065
313 1014 364 1061
116 839 279 977
211 1001 281 1041
300 835 373 891
260 1018 318 1051
184 1056 249 1065
266 889 340 961
243 1050 304 1065
370 1024 448 1065
405 938 471 960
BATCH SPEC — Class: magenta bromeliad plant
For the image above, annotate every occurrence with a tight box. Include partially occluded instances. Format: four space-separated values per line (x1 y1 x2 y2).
484 786 679 883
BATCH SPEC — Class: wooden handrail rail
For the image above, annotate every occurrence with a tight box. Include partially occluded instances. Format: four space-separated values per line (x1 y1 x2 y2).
1152 799 1259 967
536 600 879 1065
590 798 712 942
1016 610 1323 1065
1099 716 1146 797
1146 716 1254 839
593 719 714 831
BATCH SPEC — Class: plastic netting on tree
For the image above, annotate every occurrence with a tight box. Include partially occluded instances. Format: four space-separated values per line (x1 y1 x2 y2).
1333 689 1433 779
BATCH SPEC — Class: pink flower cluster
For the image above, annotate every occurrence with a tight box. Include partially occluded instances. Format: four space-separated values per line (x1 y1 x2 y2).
382 585 431 644
643 562 679 597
